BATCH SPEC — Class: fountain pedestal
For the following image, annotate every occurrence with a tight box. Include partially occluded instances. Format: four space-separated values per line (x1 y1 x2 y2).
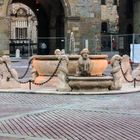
68 76 113 92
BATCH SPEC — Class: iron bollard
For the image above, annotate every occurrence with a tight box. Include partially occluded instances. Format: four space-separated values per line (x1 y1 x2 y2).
29 80 32 90
134 78 136 88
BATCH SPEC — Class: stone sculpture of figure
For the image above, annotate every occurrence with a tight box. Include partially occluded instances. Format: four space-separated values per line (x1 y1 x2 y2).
77 48 91 76
0 55 20 89
54 49 61 56
57 54 71 92
61 49 65 55
121 55 133 82
110 54 122 90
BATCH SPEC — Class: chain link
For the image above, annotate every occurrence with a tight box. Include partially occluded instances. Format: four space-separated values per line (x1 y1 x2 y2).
18 58 33 79
3 61 29 84
119 60 140 85
119 61 134 83
3 57 140 89
3 58 62 86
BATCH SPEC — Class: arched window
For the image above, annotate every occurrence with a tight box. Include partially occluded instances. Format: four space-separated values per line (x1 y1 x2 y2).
101 22 108 33
101 0 106 5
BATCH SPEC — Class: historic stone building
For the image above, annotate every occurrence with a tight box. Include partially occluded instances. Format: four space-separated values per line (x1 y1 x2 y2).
0 0 139 55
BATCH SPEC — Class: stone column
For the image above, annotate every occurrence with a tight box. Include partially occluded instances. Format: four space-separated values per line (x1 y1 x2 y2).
0 17 10 51
0 1 10 52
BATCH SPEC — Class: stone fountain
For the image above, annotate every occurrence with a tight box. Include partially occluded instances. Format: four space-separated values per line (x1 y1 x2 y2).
31 51 109 90
66 48 113 92
0 51 136 93
55 49 133 92
31 48 134 92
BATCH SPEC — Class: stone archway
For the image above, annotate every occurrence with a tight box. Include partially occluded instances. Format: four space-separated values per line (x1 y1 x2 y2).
5 0 71 17
3 0 71 55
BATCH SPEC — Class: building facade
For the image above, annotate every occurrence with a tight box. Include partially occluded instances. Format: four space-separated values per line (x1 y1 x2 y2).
0 0 139 55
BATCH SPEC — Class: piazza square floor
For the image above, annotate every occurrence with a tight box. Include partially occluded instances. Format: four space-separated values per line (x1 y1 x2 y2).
0 92 139 140
0 58 139 139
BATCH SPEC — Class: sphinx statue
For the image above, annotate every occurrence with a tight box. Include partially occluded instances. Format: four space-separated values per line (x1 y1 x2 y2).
110 54 123 90
121 55 133 82
56 52 71 92
0 55 20 89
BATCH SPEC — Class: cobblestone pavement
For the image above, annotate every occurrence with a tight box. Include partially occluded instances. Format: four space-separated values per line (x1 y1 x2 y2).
0 93 139 139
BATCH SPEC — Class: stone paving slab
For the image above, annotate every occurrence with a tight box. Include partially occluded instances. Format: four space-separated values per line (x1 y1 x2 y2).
0 110 139 140
0 93 139 139
0 134 56 140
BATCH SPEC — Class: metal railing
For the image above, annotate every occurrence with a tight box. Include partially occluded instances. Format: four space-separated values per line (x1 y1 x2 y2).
101 34 140 60
0 34 139 59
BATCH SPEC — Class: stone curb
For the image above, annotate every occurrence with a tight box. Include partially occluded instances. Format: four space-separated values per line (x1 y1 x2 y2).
0 86 140 95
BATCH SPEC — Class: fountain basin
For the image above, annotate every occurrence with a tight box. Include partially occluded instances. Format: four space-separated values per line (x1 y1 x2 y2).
31 55 108 81
32 55 59 76
90 55 108 76
68 76 113 91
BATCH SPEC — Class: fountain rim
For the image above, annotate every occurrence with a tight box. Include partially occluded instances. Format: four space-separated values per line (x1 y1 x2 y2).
31 55 108 60
0 85 139 95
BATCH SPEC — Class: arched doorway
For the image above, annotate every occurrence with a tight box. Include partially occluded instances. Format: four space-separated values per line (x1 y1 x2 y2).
9 0 66 55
